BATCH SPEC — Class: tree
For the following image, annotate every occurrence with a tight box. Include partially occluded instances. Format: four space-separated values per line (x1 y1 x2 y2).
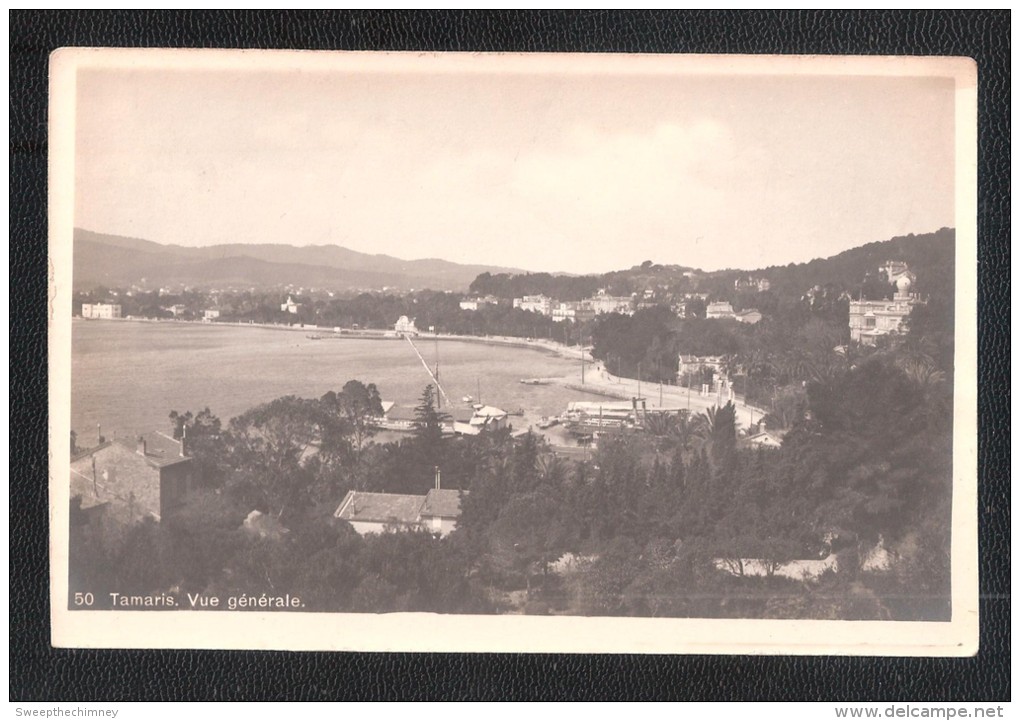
168 408 228 487
694 402 737 466
319 380 384 490
412 384 449 448
225 396 324 521
686 297 707 319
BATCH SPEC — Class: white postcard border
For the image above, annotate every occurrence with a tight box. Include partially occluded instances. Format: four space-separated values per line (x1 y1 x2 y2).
47 49 979 656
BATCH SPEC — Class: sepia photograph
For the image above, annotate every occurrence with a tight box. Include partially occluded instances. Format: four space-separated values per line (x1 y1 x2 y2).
48 49 978 655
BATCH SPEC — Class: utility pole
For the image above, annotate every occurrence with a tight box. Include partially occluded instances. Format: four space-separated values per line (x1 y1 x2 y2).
657 360 663 407
579 326 585 385
748 376 753 427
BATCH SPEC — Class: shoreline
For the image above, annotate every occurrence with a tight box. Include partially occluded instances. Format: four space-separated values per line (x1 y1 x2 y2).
76 315 593 361
76 316 765 430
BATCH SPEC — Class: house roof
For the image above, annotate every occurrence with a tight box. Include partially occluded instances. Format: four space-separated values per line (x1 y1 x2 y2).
114 432 192 469
70 441 169 521
70 471 109 512
747 431 783 447
473 405 507 418
334 490 425 525
421 488 466 518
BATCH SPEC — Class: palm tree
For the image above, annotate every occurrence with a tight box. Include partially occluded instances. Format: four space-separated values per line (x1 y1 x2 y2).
642 411 677 438
693 402 739 463
537 454 568 486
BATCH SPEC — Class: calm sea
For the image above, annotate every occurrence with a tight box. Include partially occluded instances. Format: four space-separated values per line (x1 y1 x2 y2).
71 320 599 443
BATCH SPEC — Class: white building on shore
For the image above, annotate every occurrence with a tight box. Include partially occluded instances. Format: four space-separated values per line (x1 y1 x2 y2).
81 303 122 319
394 315 418 335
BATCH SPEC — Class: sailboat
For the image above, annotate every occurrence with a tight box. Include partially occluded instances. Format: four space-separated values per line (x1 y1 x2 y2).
464 378 482 405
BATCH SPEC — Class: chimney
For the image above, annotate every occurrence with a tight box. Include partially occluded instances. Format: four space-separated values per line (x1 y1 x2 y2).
180 424 188 457
434 466 441 491
136 435 147 456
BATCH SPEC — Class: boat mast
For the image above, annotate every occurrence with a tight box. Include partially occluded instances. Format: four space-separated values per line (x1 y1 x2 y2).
434 327 441 410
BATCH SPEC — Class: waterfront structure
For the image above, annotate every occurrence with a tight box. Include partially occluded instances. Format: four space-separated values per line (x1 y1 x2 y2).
848 276 920 345
394 315 418 335
81 303 122 319
203 309 220 321
280 295 301 314
454 405 509 436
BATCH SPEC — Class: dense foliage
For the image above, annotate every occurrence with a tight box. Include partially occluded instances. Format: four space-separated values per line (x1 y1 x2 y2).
71 297 953 620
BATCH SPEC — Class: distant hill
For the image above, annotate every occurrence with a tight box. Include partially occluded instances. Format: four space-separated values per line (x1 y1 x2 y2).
729 227 955 299
470 228 955 303
72 229 525 292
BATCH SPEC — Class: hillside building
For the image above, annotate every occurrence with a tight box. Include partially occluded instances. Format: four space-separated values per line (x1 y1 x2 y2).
734 276 771 292
280 296 301 314
551 301 596 323
459 296 499 311
849 275 921 345
70 432 195 546
880 260 911 284
733 309 762 324
585 290 634 316
513 295 553 316
706 301 735 319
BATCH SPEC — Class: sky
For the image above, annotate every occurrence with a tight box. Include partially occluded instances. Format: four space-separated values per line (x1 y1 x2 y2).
74 55 957 274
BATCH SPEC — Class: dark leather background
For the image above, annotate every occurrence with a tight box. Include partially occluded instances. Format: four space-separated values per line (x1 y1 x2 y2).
10 10 1010 701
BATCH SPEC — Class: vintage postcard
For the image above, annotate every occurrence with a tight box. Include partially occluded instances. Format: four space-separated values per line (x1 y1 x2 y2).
48 50 978 655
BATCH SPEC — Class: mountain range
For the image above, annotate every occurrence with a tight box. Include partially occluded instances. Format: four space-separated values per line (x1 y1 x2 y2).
72 229 526 292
